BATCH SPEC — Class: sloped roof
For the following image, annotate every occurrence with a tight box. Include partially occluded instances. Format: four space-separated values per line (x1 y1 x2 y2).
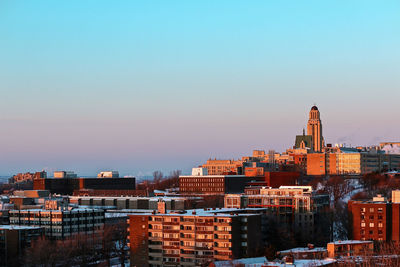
295 135 313 149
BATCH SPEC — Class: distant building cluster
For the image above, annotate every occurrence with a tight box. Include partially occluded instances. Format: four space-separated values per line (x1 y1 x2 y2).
1 105 400 266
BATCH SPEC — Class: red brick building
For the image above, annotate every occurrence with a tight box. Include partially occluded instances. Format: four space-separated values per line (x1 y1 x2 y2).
348 192 400 243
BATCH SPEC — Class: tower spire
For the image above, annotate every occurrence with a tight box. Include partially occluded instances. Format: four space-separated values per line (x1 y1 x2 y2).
307 105 323 152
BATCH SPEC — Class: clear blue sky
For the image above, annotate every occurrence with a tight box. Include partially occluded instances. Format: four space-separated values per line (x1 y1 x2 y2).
0 1 399 176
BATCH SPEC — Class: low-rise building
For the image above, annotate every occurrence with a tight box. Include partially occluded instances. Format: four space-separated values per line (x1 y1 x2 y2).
9 208 104 239
33 177 136 195
179 171 247 194
326 240 373 258
69 196 188 210
279 245 327 260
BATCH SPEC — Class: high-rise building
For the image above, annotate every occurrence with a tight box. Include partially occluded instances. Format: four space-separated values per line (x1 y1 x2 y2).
307 106 324 152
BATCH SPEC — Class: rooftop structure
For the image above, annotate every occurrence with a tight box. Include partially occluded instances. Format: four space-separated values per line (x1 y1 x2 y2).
53 171 77 178
97 171 119 178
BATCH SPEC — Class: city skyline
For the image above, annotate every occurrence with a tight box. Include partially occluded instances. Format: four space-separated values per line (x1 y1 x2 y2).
1 1 399 175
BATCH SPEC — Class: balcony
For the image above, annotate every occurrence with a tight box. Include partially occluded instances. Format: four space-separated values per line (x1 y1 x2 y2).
163 245 180 250
195 246 213 251
180 228 195 233
163 221 180 226
214 221 231 226
195 222 214 226
195 230 214 234
195 238 213 243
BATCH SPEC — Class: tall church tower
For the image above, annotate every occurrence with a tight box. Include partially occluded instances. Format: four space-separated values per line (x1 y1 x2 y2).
307 106 324 152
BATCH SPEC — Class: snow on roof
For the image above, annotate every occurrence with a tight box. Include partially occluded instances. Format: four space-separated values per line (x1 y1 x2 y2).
126 207 268 217
0 225 43 230
213 257 336 267
213 257 267 266
264 258 336 267
280 247 327 253
329 240 373 245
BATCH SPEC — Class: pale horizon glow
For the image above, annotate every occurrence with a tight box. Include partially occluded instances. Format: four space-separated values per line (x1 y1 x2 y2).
0 1 399 176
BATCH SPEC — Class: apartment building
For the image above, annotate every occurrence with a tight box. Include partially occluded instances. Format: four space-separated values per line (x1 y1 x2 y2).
348 192 400 243
9 208 104 239
128 206 265 267
225 186 329 240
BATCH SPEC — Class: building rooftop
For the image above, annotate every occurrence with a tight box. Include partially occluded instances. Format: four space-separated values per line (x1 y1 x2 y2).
329 240 373 245
70 196 188 201
179 174 246 178
265 258 336 267
213 257 336 267
129 207 268 217
9 207 103 213
0 225 43 230
280 247 327 253
213 256 267 266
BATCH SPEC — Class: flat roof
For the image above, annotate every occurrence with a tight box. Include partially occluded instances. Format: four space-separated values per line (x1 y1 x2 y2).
280 247 327 253
329 240 373 245
129 207 268 217
0 225 43 230
179 175 246 178
9 208 103 213
71 196 187 201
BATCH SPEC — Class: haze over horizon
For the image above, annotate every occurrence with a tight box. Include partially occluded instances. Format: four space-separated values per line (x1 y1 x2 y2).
1 1 399 176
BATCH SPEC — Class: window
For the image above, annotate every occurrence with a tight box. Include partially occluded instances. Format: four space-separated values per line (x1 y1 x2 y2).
369 223 374 227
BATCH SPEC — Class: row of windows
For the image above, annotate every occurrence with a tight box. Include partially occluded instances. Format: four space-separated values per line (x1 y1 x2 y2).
360 222 383 228
360 207 384 213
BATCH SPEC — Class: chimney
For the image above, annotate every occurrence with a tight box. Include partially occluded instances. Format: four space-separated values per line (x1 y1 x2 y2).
157 199 167 214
